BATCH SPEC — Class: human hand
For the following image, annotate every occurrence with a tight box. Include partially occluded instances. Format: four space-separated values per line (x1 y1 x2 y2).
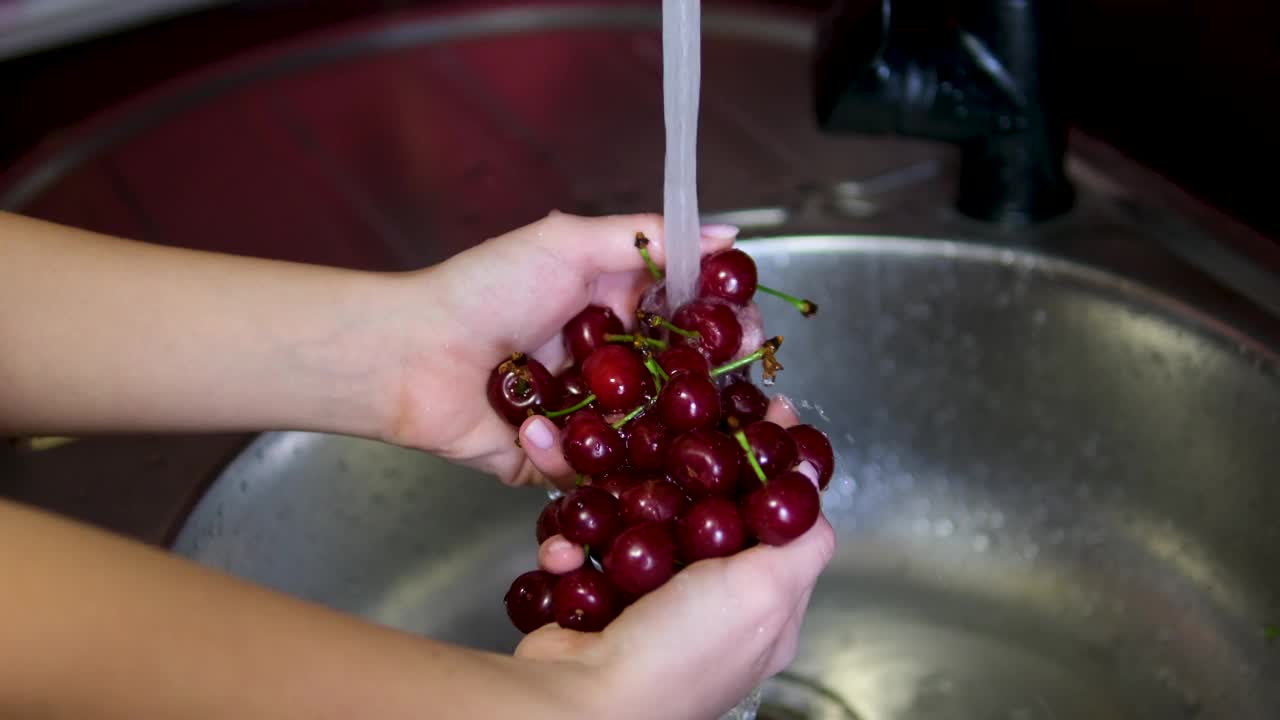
381 211 736 488
517 396 836 720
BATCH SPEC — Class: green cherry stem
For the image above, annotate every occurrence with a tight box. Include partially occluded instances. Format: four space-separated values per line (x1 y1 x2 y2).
757 284 818 317
710 336 784 378
732 426 769 486
575 474 587 487
604 333 668 350
634 232 663 281
644 355 670 384
637 310 700 340
611 398 655 430
545 394 596 419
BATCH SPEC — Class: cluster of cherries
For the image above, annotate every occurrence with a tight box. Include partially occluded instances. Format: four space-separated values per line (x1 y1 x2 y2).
488 234 834 635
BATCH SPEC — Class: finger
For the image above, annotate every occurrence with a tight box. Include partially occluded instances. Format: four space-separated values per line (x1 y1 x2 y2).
763 394 801 428
529 333 570 376
737 511 837 602
518 415 577 490
767 583 817 676
514 623 597 662
538 534 587 575
528 212 738 277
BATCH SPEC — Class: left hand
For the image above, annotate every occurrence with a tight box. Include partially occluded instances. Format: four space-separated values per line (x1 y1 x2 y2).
380 211 735 488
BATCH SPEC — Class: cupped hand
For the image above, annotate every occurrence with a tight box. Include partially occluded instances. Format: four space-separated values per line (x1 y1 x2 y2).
381 211 735 488
518 396 836 720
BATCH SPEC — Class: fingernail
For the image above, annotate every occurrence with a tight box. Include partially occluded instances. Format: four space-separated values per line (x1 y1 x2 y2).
545 536 573 555
701 223 739 240
774 394 797 415
797 460 820 488
524 417 555 450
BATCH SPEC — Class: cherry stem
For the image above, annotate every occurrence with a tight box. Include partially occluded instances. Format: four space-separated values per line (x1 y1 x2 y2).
604 333 668 350
710 336 784 379
545 394 596 419
635 232 663 281
575 474 586 487
637 310 700 340
611 398 655 429
644 355 669 385
757 284 818 317
732 427 769 486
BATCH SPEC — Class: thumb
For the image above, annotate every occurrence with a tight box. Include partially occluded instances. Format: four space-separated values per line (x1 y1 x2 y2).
510 212 737 277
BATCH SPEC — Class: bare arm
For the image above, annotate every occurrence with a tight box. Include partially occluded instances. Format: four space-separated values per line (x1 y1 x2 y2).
0 498 590 720
0 210 407 438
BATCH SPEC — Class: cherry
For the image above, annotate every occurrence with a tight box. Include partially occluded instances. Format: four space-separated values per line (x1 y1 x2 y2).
742 470 821 545
672 299 742 365
657 346 710 377
561 411 626 475
736 420 799 494
558 372 589 400
788 424 835 490
720 380 769 427
667 428 741 499
625 413 673 473
581 345 654 412
656 369 721 433
505 570 559 634
552 566 619 632
676 497 747 562
564 305 624 367
536 496 564 545
619 477 690 526
603 522 678 597
699 248 758 305
486 353 559 427
592 470 643 499
557 485 622 548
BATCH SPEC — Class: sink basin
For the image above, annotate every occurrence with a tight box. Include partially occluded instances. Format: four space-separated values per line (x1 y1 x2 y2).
174 234 1280 720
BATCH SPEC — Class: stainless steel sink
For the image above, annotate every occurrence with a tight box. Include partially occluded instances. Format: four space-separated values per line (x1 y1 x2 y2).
174 230 1280 719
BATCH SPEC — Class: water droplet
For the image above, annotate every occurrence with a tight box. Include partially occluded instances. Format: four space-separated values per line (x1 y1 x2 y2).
973 534 991 552
934 518 955 537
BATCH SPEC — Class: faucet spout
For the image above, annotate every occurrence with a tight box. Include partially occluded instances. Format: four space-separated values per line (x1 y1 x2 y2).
814 0 1074 225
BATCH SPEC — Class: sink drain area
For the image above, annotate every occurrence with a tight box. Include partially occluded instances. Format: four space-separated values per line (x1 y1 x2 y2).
756 673 864 720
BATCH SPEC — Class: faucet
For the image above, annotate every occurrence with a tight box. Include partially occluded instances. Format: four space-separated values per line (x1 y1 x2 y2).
813 0 1075 226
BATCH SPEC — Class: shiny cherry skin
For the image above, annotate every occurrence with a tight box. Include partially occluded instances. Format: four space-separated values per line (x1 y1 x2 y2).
672 299 742 365
581 345 654 412
742 470 821 545
667 428 741 499
504 570 558 634
561 411 626 475
788 424 835 490
552 566 619 632
592 470 643 499
486 354 559 426
736 420 799 494
603 522 678 597
625 413 673 473
657 346 710 377
557 485 622 548
536 496 564 545
564 305 624 367
699 248 758 305
656 369 721 433
619 477 690 526
720 380 769 427
676 497 748 562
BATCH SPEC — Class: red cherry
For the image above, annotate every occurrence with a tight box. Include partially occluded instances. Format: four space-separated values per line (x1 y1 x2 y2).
536 497 564 545
552 566 619 632
676 497 747 562
564 305 624 367
699 248 758 305
672 299 742 365
625 413 673 473
591 470 643 499
557 485 622 549
720 380 769 427
667 428 741 499
581 345 654 412
736 420 799 494
561 411 626 475
742 471 821 545
656 369 721 433
603 522 678 597
788 424 835 490
657 346 710 377
486 354 559 426
505 570 558 634
619 477 690 526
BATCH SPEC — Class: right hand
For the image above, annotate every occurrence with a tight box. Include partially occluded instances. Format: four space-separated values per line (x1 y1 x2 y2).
516 396 836 720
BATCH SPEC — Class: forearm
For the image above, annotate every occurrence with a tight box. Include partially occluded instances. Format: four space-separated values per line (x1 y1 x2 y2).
0 211 408 438
0 498 590 719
